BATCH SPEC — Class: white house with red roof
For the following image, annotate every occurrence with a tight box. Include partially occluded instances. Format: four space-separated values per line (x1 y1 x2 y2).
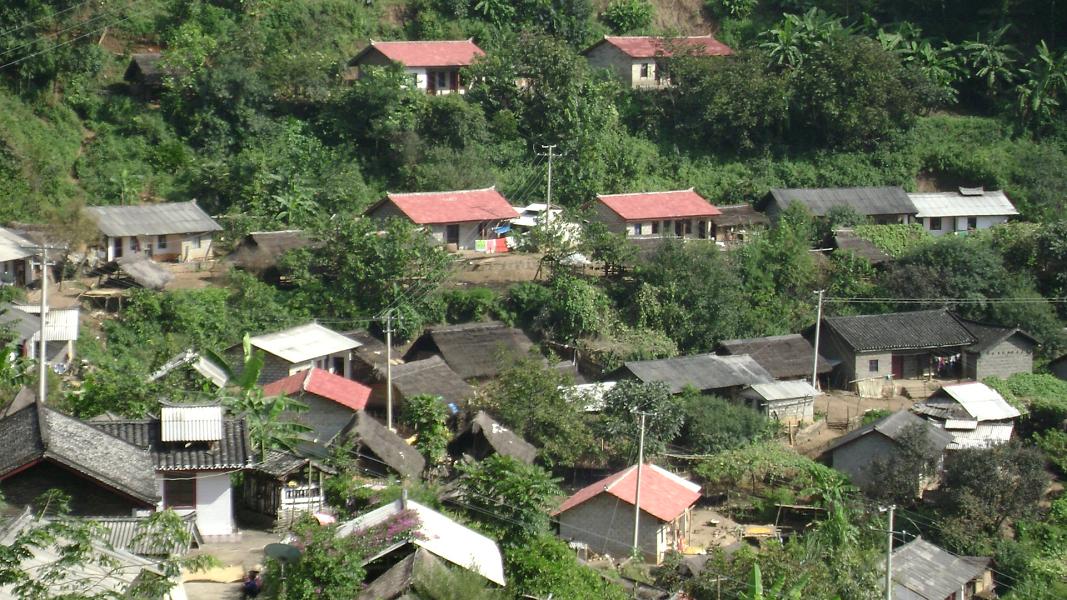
582 35 732 89
263 367 371 455
365 187 520 251
349 39 485 95
552 463 700 563
595 189 722 240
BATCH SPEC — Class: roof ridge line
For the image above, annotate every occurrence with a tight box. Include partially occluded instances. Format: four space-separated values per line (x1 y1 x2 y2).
387 186 498 197
604 465 638 493
597 188 700 198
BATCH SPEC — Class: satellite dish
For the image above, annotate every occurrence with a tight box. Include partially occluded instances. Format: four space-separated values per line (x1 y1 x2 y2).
264 543 302 564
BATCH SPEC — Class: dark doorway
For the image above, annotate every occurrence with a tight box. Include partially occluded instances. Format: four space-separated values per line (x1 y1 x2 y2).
446 224 460 245
891 356 904 379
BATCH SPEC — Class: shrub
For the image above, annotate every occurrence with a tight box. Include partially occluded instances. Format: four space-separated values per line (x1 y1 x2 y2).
602 0 654 34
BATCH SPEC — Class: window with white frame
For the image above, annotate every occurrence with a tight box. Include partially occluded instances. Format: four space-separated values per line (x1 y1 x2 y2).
157 235 168 249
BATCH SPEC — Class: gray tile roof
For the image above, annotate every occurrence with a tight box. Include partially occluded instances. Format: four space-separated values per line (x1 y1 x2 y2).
451 411 538 464
92 513 201 556
718 334 832 380
833 230 890 265
93 418 252 471
621 353 774 394
413 321 536 379
824 410 954 454
342 411 425 479
709 204 769 228
824 309 976 352
391 356 475 408
956 317 1038 354
0 404 159 505
86 201 221 237
892 537 989 600
254 449 336 479
767 187 915 217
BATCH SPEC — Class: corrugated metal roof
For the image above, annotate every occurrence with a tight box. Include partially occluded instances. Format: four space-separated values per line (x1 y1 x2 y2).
160 404 223 442
14 306 79 342
0 228 35 263
943 422 1014 449
892 537 989 599
939 382 1020 421
719 334 832 380
337 499 506 586
746 380 820 401
909 190 1018 218
622 353 774 393
93 513 201 556
249 323 361 364
768 187 915 217
86 201 221 237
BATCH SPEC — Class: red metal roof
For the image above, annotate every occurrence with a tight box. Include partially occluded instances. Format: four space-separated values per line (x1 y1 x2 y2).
597 189 721 221
360 39 484 68
263 368 370 411
377 187 519 224
551 463 701 523
594 35 733 59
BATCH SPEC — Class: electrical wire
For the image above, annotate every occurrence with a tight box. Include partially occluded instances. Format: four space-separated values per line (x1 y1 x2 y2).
0 14 132 72
0 0 104 39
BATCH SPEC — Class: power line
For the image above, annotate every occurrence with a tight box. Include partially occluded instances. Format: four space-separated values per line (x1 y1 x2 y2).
0 13 132 72
0 0 103 39
0 7 118 60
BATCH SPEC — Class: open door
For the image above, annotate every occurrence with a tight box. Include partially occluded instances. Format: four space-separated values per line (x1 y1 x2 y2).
446 224 460 246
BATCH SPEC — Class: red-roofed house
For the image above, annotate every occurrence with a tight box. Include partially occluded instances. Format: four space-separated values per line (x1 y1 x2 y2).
264 368 371 454
552 463 700 562
365 187 519 251
349 39 485 95
582 35 733 89
595 189 721 240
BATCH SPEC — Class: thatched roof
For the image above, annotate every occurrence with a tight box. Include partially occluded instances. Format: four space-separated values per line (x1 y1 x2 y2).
408 321 535 379
342 411 425 479
833 229 890 265
227 230 314 274
391 356 474 408
450 411 537 464
711 204 769 228
93 255 174 290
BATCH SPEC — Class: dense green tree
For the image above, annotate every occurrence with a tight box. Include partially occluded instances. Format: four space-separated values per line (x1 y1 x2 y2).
599 380 685 460
478 355 595 467
863 422 945 505
680 392 776 454
456 455 561 546
402 394 450 466
505 535 629 600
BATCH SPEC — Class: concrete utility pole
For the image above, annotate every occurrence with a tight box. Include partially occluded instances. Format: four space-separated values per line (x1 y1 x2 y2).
632 412 647 558
885 504 896 600
812 289 825 390
385 309 394 431
538 144 557 227
37 245 47 404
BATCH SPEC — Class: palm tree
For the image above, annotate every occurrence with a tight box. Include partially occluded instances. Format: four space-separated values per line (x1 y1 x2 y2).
206 335 312 461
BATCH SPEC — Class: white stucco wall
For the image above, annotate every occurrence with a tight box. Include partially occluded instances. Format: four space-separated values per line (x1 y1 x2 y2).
104 233 214 262
195 471 235 536
922 215 1009 236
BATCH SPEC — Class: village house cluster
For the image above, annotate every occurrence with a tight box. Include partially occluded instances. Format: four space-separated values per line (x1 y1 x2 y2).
0 35 1047 600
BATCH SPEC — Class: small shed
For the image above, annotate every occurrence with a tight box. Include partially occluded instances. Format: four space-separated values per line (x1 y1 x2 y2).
14 304 79 365
823 410 953 494
956 318 1037 380
386 355 474 415
123 52 164 97
740 381 820 424
449 411 537 464
239 322 363 384
93 254 175 291
404 321 536 380
340 411 425 479
718 334 832 382
891 537 993 599
832 229 890 265
242 449 336 520
617 353 774 397
226 229 314 284
913 382 1020 449
709 204 769 243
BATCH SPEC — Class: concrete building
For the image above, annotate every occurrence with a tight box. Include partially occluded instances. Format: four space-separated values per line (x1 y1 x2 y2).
552 463 700 563
820 309 977 387
349 39 484 95
891 537 994 599
0 228 37 286
86 201 222 263
595 189 722 240
957 319 1036 380
262 367 372 456
908 187 1018 236
582 35 732 89
236 322 363 385
365 187 519 252
824 410 953 494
